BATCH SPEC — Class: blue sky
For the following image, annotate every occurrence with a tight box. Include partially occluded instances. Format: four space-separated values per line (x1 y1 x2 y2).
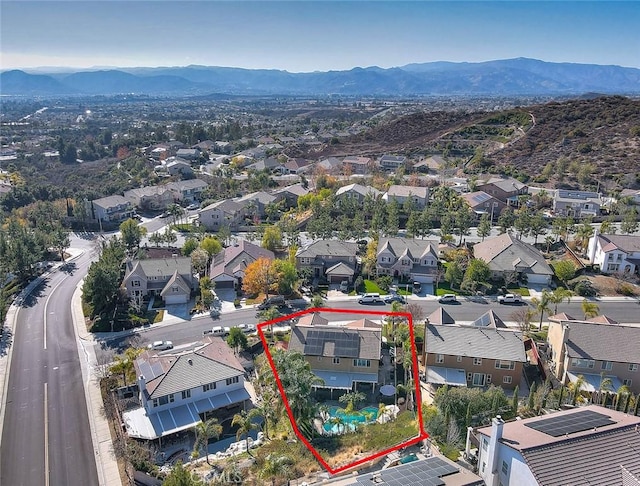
1 1 639 71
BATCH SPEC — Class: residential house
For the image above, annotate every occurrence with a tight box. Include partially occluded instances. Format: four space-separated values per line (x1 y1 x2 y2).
122 256 196 304
199 199 245 232
473 233 554 286
123 336 250 440
376 237 439 284
87 195 135 225
383 185 429 209
470 310 508 329
193 140 217 152
335 183 382 206
460 191 507 221
271 183 310 209
283 158 312 174
175 148 201 161
620 188 640 205
316 157 342 174
546 318 640 394
165 158 194 177
378 154 407 171
166 179 208 204
295 240 359 283
412 155 446 174
552 189 602 218
288 315 382 395
123 185 174 212
209 239 274 289
476 176 528 206
235 191 277 220
472 406 640 486
247 157 283 174
587 232 640 275
342 156 373 175
424 324 526 392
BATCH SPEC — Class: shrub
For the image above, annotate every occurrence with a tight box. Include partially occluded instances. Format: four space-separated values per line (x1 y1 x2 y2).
573 280 597 297
375 275 393 291
615 282 636 296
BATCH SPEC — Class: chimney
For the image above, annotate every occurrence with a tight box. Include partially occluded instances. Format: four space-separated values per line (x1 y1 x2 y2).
588 228 599 263
484 415 504 486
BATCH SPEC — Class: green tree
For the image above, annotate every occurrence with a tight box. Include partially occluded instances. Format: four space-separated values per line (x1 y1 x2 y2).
549 287 573 314
200 236 222 262
82 238 126 317
477 213 492 241
621 208 639 235
569 375 586 406
553 260 576 287
531 289 552 331
271 259 298 295
226 327 248 354
338 391 366 413
445 261 464 290
497 207 515 234
162 461 202 486
193 418 223 466
198 276 215 309
181 238 199 257
190 248 209 276
462 258 491 294
231 410 260 457
511 385 520 414
262 225 282 252
120 218 147 254
528 382 537 410
581 299 600 319
259 454 292 486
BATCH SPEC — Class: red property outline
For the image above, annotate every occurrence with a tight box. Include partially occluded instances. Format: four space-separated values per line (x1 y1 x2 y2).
257 307 429 474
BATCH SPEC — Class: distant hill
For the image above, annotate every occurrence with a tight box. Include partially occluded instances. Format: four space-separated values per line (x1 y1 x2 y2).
2 58 639 96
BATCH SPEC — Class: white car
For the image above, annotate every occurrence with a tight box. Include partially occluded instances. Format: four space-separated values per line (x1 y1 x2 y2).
147 340 173 351
186 203 200 210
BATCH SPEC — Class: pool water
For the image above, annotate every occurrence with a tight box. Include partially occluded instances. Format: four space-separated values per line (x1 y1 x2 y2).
322 406 379 434
400 453 418 464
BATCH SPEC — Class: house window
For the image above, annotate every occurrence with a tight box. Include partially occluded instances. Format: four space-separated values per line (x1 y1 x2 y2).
482 439 488 451
172 286 179 292
629 364 638 372
571 358 595 369
203 382 216 392
472 373 486 386
502 461 509 475
436 354 444 364
623 379 633 386
132 280 141 287
226 376 239 386
487 374 492 384
456 356 463 362
402 259 410 265
503 376 512 384
332 357 340 364
495 360 515 370
353 359 371 368
168 394 175 403
473 358 482 366
608 263 620 272
601 361 613 371
182 390 191 400
467 372 472 382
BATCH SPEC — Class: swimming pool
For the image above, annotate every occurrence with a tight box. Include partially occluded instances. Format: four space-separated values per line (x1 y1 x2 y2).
322 406 379 434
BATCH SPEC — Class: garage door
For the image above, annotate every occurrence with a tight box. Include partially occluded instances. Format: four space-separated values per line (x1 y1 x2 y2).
165 294 187 305
215 280 235 289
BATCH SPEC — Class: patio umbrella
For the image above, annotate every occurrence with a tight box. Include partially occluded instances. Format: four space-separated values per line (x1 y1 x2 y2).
380 384 396 397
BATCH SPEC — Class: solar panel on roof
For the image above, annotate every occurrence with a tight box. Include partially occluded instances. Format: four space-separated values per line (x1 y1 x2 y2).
473 314 492 327
354 456 458 485
524 409 616 437
304 329 359 357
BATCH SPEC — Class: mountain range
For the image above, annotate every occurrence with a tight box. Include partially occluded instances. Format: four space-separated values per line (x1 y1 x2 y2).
1 58 639 97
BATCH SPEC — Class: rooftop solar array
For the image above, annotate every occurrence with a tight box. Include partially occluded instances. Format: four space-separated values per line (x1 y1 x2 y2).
472 313 492 327
303 329 360 358
469 192 492 204
524 409 616 437
355 456 459 486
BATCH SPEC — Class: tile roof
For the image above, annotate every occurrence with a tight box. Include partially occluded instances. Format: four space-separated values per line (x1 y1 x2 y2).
425 324 526 362
473 233 553 276
476 405 640 486
469 310 508 329
166 179 208 191
560 321 640 363
460 191 497 209
596 234 640 253
124 185 172 198
202 199 244 213
325 262 355 276
136 336 244 399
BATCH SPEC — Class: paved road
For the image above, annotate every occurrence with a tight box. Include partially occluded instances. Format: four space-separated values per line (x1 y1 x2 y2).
1 238 99 486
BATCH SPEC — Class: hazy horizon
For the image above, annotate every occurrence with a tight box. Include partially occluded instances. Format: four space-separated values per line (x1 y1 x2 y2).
1 1 639 72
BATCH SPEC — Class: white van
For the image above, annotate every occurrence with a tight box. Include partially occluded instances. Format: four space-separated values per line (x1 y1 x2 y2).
358 293 383 304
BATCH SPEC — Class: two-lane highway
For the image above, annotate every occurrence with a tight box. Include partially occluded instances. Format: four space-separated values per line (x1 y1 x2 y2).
1 240 99 486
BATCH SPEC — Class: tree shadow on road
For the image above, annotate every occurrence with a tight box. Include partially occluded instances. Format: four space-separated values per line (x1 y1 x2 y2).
18 279 48 308
59 262 77 275
0 326 13 357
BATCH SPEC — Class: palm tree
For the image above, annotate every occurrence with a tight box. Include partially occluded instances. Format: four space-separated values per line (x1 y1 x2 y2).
544 235 556 253
329 415 346 435
259 454 292 486
193 418 223 465
581 299 600 320
231 410 259 457
531 289 552 331
338 391 366 414
568 374 586 406
549 288 573 315
248 399 276 440
596 373 613 405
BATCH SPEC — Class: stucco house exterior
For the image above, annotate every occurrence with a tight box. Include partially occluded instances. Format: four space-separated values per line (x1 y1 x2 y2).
166 179 208 204
376 237 439 284
476 176 528 206
587 232 640 275
123 336 250 440
295 240 359 283
382 185 429 209
378 154 407 171
87 195 135 225
123 185 175 212
335 183 382 206
209 240 274 290
122 256 196 304
552 189 602 218
198 199 245 231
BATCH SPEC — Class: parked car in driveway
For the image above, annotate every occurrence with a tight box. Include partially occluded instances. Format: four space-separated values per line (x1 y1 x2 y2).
147 340 173 351
438 294 458 304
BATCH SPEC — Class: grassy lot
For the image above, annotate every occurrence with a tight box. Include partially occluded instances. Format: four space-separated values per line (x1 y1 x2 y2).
363 280 386 294
507 288 530 296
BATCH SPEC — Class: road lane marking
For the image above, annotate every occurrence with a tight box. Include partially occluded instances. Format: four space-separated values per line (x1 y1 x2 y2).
44 382 49 486
43 276 69 350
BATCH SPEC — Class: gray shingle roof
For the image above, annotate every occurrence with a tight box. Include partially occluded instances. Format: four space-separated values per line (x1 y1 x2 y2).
296 240 358 259
335 183 382 198
473 233 553 276
377 237 439 260
385 185 428 199
92 194 130 209
426 324 526 362
562 321 640 363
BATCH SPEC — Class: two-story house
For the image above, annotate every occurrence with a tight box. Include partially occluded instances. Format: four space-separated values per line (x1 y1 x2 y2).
476 176 528 206
376 237 439 284
342 156 373 175
382 185 429 209
165 157 194 177
424 324 526 393
335 183 382 206
295 240 359 283
175 147 201 161
587 232 640 275
271 183 309 209
471 406 640 486
473 233 554 286
209 240 274 289
123 336 250 440
123 185 175 212
199 199 245 231
122 256 196 304
166 179 208 204
235 191 278 220
547 318 640 395
87 195 135 225
460 191 507 221
288 314 382 396
378 154 407 171
553 189 602 218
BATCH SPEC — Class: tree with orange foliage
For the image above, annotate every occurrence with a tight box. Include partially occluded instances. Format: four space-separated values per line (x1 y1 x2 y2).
242 257 278 298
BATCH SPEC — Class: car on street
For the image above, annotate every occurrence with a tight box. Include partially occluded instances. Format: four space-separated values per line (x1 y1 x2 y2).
358 293 384 304
498 293 524 305
384 294 406 304
147 340 173 351
438 294 458 304
186 203 200 210
257 295 286 310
